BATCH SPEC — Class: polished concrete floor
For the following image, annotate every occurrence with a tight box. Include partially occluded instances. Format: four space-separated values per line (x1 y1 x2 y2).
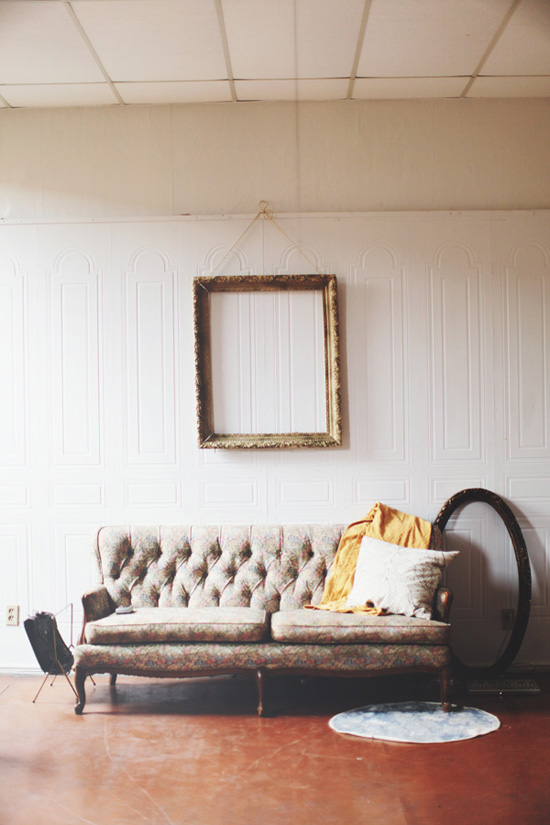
1 671 549 825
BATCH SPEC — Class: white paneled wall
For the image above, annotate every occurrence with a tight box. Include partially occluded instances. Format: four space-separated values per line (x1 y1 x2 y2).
1 210 549 669
210 289 326 435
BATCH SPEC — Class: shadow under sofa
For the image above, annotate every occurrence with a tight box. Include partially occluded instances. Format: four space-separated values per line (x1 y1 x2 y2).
73 524 453 715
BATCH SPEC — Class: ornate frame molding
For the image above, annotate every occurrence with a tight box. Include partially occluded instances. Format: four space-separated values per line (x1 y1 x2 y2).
193 273 342 449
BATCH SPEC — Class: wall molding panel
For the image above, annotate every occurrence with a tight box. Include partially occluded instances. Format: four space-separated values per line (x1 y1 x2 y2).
0 483 30 509
506 475 550 505
52 524 99 630
2 210 550 668
277 479 334 507
50 248 102 466
505 242 550 461
353 478 410 508
520 520 550 617
430 477 486 506
428 242 484 463
352 244 407 462
52 483 105 508
0 253 27 466
201 480 258 507
275 242 327 276
124 481 181 508
123 246 178 466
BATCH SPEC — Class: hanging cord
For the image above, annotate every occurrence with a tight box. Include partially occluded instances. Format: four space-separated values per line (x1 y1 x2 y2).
55 602 74 647
265 208 324 276
208 201 324 277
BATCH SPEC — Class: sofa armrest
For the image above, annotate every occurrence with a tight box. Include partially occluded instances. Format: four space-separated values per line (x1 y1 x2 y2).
433 586 453 623
78 586 116 643
82 585 116 621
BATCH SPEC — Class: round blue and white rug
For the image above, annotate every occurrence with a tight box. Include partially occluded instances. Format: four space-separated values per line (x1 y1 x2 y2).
329 701 500 743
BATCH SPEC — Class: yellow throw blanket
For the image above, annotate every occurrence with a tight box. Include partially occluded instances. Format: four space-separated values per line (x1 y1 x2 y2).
308 502 433 614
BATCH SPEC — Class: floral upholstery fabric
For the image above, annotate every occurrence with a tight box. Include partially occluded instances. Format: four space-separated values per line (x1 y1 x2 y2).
94 525 345 612
74 642 450 674
270 609 450 645
85 607 269 645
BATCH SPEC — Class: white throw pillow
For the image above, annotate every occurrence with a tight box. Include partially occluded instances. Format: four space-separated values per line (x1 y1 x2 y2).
346 536 458 619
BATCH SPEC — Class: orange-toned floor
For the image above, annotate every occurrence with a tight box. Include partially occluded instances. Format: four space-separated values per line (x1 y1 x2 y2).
1 671 549 825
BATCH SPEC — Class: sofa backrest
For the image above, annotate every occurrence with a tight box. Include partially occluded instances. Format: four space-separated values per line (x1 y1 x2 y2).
95 525 345 612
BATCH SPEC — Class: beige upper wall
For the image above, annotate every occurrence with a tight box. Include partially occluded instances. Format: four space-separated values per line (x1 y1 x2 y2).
1 98 549 219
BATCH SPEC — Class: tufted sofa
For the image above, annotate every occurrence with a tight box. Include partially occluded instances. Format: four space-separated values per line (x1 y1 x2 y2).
73 524 453 715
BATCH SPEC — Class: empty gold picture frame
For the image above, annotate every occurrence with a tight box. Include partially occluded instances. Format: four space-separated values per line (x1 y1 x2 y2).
193 273 342 448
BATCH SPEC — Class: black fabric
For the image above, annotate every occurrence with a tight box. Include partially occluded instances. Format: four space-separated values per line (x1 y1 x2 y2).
24 612 74 675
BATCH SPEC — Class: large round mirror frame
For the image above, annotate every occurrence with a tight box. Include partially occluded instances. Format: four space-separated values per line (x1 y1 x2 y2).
434 487 531 679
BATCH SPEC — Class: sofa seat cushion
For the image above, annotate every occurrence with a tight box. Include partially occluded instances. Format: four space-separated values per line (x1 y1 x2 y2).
270 609 450 645
84 607 269 645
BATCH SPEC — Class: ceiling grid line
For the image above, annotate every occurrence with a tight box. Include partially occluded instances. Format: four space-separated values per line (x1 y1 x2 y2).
215 0 237 103
62 0 125 105
460 0 525 98
0 0 548 109
347 0 374 100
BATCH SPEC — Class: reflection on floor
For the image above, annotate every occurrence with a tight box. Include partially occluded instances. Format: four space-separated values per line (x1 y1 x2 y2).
1 671 549 825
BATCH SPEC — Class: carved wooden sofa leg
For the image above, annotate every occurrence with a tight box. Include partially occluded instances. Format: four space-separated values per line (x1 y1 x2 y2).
440 665 451 712
110 673 117 687
74 666 87 715
255 668 267 717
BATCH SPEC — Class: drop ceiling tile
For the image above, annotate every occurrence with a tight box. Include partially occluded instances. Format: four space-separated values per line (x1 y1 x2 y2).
353 77 467 99
467 76 550 98
116 81 233 105
235 78 348 101
0 84 119 109
224 0 364 79
72 0 227 81
482 0 550 76
0 1 104 84
357 0 507 78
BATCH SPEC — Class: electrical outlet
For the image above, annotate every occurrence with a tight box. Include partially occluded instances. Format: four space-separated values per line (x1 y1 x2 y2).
6 605 20 626
502 608 515 631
